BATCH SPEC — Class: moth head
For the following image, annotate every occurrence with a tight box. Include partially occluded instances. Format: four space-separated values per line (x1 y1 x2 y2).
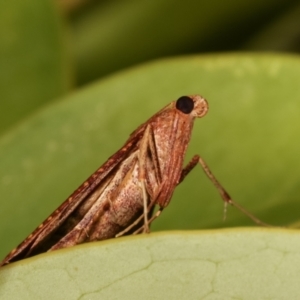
176 95 208 118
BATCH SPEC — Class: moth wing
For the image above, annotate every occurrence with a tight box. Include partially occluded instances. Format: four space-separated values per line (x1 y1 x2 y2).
0 131 143 266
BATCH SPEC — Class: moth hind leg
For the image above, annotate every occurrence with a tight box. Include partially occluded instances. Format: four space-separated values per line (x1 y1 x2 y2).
115 203 156 238
132 206 164 235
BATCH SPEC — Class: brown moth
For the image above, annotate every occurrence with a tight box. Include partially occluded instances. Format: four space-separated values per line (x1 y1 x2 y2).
0 95 264 267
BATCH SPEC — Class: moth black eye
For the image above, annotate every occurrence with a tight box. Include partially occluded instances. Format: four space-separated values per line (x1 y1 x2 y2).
176 96 194 114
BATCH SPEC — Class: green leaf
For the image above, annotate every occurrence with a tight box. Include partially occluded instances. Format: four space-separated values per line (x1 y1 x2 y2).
0 0 72 134
1 229 300 299
1 53 300 261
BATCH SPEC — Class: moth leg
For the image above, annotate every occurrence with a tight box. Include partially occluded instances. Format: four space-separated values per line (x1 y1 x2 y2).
132 207 164 235
117 123 163 237
117 122 164 238
115 180 164 238
178 155 199 184
140 180 150 233
137 124 153 233
196 155 272 227
115 198 157 237
120 155 199 236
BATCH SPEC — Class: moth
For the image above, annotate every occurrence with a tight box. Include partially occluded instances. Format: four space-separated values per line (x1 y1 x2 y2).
0 95 264 266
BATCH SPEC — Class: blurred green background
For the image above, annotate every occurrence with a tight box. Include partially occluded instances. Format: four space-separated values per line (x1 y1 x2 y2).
1 0 300 133
1 0 300 259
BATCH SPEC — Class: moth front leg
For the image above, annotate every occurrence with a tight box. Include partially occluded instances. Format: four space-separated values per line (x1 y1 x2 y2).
180 155 270 227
